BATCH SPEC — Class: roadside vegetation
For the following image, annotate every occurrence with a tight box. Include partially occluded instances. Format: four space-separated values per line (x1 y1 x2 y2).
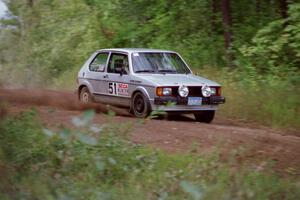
0 1 299 199
0 109 299 200
197 67 300 129
1 0 299 129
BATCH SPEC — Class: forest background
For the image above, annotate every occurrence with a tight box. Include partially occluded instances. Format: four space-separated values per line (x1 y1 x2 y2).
0 0 299 128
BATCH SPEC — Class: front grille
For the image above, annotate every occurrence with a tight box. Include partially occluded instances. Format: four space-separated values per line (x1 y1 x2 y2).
188 86 202 97
171 86 203 97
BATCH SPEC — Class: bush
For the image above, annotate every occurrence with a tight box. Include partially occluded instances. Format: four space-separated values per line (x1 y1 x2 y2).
240 3 300 75
196 67 300 130
0 110 299 199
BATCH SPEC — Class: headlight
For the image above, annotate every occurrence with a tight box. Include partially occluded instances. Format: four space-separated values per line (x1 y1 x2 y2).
163 88 172 96
156 87 172 96
178 85 189 97
201 85 212 97
210 87 216 95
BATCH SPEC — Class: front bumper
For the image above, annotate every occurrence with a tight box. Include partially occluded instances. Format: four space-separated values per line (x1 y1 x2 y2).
151 104 219 112
154 96 225 105
151 96 225 112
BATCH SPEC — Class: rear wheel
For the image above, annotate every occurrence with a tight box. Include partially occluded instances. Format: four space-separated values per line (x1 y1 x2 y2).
131 92 150 118
79 87 92 104
194 111 215 123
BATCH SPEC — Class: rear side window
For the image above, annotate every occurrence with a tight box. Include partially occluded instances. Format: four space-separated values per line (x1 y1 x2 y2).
89 53 109 72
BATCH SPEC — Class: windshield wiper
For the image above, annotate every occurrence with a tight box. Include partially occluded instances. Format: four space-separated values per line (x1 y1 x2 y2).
135 70 155 73
158 69 177 73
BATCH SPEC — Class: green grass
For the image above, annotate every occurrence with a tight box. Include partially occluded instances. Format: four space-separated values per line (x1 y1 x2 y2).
196 67 300 130
0 110 299 199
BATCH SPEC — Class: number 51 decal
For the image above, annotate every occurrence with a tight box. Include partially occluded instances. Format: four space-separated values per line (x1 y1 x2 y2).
108 82 129 96
108 82 117 94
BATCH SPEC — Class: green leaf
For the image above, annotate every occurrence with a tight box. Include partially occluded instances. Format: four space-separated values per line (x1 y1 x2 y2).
71 110 95 127
83 110 95 122
180 181 203 200
71 116 85 127
149 109 167 119
59 129 71 141
42 128 55 137
108 157 117 165
77 133 97 146
89 125 103 133
95 156 106 172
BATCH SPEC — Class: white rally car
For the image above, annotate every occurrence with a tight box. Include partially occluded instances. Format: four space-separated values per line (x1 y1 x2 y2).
77 48 225 123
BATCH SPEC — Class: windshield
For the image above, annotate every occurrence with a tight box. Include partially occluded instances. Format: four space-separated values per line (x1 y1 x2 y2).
132 52 191 74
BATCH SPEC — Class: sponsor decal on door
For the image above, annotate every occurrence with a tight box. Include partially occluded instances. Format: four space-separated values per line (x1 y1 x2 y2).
108 82 129 96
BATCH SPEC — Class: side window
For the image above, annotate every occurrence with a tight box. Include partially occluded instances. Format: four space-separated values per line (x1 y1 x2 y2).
107 53 129 74
89 53 109 72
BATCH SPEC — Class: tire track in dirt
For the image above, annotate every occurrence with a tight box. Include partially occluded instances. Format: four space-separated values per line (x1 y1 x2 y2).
1 88 300 176
0 88 130 116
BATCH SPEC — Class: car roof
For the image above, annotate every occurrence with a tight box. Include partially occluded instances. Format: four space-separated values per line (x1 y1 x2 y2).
96 48 177 54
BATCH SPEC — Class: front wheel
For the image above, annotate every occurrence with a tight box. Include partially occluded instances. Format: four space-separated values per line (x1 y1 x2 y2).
194 111 215 123
131 92 150 118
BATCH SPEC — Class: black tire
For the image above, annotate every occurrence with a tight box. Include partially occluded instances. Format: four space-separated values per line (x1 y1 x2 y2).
79 87 92 104
131 92 150 118
194 111 215 123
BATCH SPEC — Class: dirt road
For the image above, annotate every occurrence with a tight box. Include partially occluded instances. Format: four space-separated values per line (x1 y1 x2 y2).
1 88 299 176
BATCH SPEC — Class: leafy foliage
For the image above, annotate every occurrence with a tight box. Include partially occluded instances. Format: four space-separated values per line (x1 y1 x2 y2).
240 3 300 77
2 0 299 84
0 111 299 199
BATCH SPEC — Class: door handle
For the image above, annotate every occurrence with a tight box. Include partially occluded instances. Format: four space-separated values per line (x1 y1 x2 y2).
103 74 109 78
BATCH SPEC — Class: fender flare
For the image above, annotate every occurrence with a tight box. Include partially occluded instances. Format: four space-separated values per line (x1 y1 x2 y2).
131 86 152 110
78 80 94 100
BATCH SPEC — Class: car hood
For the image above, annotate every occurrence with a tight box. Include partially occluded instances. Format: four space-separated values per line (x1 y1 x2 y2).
138 74 220 87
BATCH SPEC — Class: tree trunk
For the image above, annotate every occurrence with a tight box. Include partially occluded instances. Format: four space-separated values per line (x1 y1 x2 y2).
221 0 234 66
27 0 34 7
211 0 218 33
279 0 288 19
256 0 261 23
